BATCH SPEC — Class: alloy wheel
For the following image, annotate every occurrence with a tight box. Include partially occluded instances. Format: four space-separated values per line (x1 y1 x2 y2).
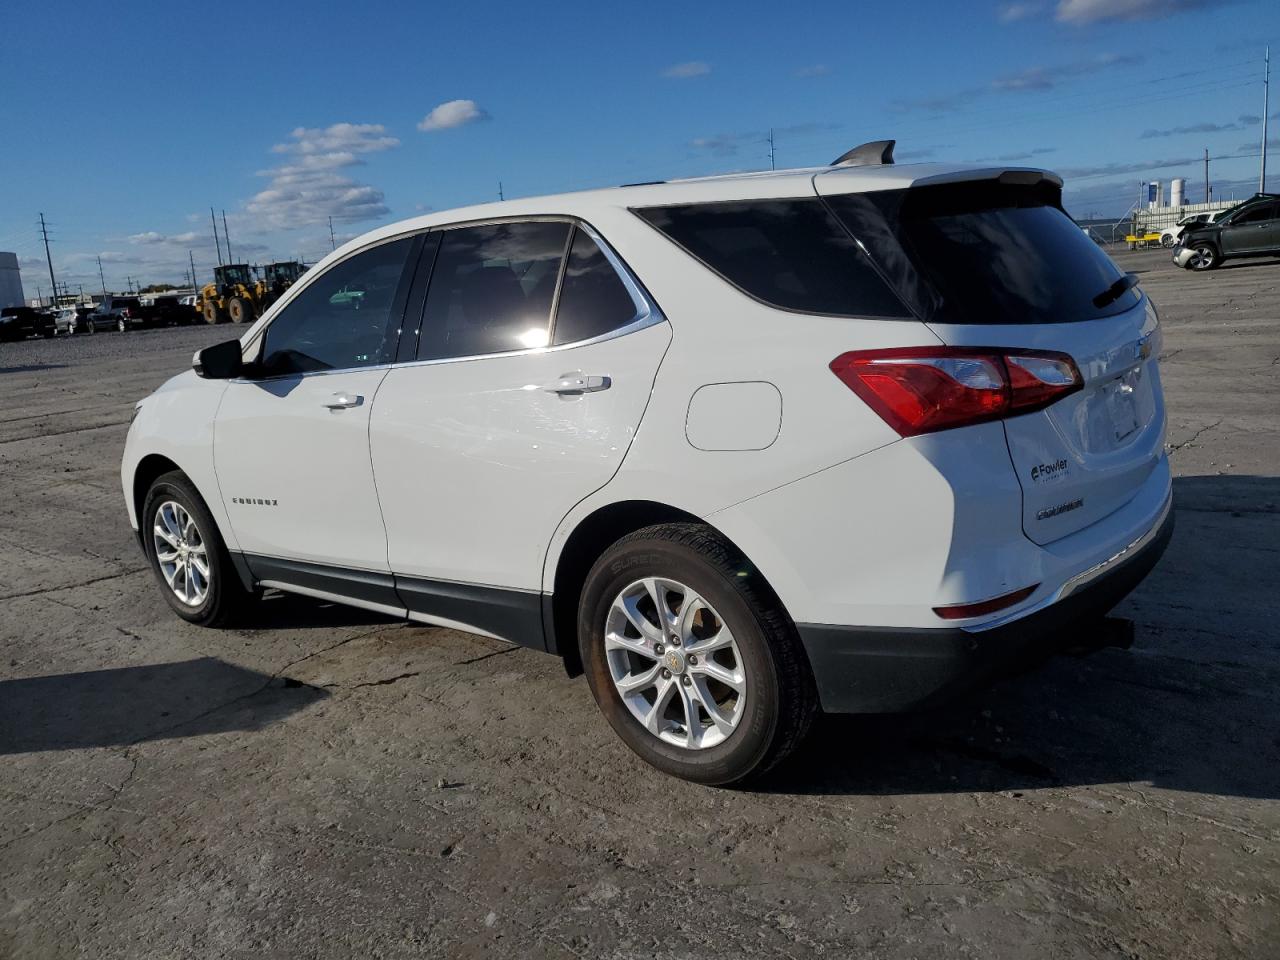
152 500 211 607
604 577 747 749
1188 245 1215 270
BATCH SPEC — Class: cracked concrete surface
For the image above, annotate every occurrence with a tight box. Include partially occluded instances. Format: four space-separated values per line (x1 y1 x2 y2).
1 249 1277 958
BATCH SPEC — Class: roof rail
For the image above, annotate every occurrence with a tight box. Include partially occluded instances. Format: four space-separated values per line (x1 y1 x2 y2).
830 140 896 167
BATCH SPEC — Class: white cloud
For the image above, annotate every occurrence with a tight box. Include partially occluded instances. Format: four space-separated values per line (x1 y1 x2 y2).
998 2 1046 21
417 99 489 132
1056 0 1213 23
271 123 399 155
794 64 830 78
662 61 711 79
247 122 398 230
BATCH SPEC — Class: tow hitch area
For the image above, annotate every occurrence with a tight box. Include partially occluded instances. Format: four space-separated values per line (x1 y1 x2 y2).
1061 616 1136 657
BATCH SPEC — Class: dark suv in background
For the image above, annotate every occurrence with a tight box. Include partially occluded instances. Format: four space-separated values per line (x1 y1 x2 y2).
1174 193 1280 270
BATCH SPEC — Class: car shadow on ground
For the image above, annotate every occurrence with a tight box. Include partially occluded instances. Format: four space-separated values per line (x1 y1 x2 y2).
764 473 1280 801
0 657 327 755
1218 256 1280 271
248 589 401 630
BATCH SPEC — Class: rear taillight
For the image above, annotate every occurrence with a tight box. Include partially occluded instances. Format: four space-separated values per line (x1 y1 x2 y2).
830 347 1082 437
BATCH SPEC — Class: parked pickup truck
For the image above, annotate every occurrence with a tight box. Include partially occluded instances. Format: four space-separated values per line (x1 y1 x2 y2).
83 295 144 333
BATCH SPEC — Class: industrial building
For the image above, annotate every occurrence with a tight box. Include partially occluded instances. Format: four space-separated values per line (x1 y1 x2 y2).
0 252 25 309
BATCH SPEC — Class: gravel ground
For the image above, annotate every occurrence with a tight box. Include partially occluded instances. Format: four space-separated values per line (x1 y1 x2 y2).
1 249 1277 959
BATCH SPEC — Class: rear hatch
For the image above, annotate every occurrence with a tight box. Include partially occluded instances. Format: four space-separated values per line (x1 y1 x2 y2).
819 172 1165 545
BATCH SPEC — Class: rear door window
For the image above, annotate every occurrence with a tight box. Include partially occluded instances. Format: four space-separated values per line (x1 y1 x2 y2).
416 221 571 360
551 228 641 345
633 199 910 318
826 182 1136 325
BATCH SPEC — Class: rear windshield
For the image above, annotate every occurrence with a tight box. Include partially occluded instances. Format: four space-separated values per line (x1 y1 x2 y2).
826 182 1137 324
633 199 910 318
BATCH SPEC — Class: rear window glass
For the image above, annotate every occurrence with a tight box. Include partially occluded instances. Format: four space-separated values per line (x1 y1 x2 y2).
633 199 910 318
552 228 639 345
826 182 1137 325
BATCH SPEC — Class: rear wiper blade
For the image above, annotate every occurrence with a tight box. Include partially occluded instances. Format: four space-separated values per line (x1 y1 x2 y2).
1092 272 1140 309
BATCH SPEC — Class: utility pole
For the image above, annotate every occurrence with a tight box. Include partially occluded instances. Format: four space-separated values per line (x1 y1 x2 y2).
210 208 223 266
768 128 776 171
329 215 336 250
1261 46 1271 194
126 275 134 294
498 181 504 201
189 250 198 293
38 213 57 312
97 255 107 295
222 210 232 263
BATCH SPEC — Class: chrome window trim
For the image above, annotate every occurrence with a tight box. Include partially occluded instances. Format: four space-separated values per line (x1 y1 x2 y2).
239 214 666 384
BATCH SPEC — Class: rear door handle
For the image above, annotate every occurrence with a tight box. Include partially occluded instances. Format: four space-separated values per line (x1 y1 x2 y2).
324 392 364 410
543 374 611 395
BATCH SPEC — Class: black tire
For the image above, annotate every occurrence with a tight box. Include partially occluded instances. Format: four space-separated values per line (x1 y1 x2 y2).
84 319 96 335
227 297 254 324
203 301 223 324
141 470 259 627
1160 234 1176 248
578 522 817 786
1187 243 1218 271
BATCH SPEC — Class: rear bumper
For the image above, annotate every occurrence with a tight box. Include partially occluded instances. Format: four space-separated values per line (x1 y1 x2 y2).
797 499 1174 714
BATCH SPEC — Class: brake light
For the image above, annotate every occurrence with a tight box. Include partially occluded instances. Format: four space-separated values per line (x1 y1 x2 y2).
830 347 1082 437
933 584 1039 620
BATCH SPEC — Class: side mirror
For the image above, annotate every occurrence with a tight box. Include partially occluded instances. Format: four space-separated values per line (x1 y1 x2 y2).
193 339 244 379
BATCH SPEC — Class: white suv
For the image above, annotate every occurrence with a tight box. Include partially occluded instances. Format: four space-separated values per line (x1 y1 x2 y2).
122 144 1173 785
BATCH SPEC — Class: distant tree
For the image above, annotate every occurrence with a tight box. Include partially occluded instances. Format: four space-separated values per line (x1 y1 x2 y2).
139 282 179 293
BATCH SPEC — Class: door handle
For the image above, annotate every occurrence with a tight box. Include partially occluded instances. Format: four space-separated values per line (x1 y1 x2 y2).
543 373 611 395
324 392 364 410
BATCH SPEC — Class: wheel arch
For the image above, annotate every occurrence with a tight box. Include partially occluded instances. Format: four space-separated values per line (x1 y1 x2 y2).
547 499 787 676
133 453 256 592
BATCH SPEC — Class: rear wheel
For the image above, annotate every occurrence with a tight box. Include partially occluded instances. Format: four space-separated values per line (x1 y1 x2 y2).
1187 243 1218 271
578 523 816 786
116 317 127 332
1160 234 1176 248
203 301 223 324
227 297 254 324
142 471 259 627
84 319 96 335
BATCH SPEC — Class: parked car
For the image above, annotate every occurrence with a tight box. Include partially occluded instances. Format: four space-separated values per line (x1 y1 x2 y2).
122 146 1173 784
1173 193 1280 270
0 306 56 341
83 295 143 333
1159 211 1224 248
52 306 81 335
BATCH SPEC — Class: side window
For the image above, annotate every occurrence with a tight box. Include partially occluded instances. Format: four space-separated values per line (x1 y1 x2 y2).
634 199 910 318
1234 204 1276 225
417 221 571 360
260 237 412 376
551 228 641 345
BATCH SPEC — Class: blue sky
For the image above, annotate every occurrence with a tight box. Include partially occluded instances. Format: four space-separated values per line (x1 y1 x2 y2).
2 0 1276 294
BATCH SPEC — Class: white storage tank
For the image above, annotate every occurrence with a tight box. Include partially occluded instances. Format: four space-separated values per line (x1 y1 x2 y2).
1170 178 1186 208
0 252 25 310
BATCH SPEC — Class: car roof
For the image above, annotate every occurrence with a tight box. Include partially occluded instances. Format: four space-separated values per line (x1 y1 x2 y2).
330 161 1061 259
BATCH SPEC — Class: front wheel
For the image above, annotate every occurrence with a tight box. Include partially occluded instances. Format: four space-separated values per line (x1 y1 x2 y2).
142 471 259 626
116 317 127 332
227 297 254 324
578 523 817 786
1186 243 1217 271
1161 234 1176 248
202 301 223 324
